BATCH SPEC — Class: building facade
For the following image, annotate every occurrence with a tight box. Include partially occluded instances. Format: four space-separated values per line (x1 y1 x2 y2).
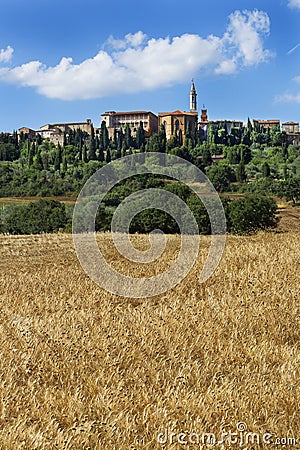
17 127 37 140
253 119 280 130
281 121 300 146
282 121 299 133
158 81 199 141
158 110 198 141
39 119 93 135
209 120 244 134
100 111 158 138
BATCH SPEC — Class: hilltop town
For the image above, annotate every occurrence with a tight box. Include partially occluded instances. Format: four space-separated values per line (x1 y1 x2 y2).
0 81 299 214
16 82 300 147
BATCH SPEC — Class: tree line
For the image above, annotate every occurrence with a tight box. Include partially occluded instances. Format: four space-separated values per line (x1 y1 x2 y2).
0 120 299 204
0 179 278 235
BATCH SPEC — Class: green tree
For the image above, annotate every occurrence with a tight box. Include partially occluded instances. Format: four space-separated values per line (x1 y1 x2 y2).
54 143 62 170
236 161 247 183
202 147 213 167
34 148 43 171
100 121 109 150
168 146 191 162
124 124 132 149
278 176 300 205
186 195 211 234
88 125 97 160
82 144 88 163
136 121 145 149
28 143 34 167
261 162 271 178
3 200 68 234
240 145 252 164
207 164 236 192
106 148 111 163
229 196 278 234
41 151 49 171
117 129 124 152
61 155 67 174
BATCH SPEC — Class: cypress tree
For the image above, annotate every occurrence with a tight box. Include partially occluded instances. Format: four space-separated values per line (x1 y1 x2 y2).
28 143 34 167
262 162 271 178
106 148 111 163
158 125 167 152
100 121 109 150
125 124 132 149
178 129 183 147
34 148 43 171
113 128 118 147
54 144 62 171
98 147 104 162
136 121 145 149
62 155 67 174
236 161 247 183
82 144 88 163
117 129 123 151
88 125 97 160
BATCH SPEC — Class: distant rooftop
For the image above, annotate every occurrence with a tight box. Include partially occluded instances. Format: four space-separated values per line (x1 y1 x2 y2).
158 110 198 116
102 111 157 116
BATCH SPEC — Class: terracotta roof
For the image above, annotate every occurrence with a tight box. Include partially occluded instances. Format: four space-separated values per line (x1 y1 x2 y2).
253 119 280 123
158 110 198 116
18 127 36 133
40 121 91 129
102 111 157 116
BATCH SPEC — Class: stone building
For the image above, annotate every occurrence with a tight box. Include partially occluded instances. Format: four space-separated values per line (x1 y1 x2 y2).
209 120 244 133
38 128 65 146
100 111 158 138
253 119 280 130
158 110 198 141
17 127 37 140
36 119 94 145
39 119 93 135
158 81 198 141
282 121 299 133
282 122 300 146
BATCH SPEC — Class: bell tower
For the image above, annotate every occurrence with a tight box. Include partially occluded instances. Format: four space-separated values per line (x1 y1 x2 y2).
190 80 197 113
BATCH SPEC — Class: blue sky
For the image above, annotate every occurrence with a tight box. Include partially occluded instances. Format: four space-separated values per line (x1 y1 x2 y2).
0 0 300 131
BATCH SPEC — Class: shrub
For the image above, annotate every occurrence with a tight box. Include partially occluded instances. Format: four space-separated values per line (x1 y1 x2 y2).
207 164 236 192
229 195 278 234
3 200 67 234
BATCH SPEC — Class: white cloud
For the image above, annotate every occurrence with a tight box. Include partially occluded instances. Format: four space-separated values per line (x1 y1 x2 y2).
275 77 300 103
275 92 300 103
215 59 237 75
0 46 14 63
224 10 272 66
0 10 273 100
106 31 147 50
288 0 300 9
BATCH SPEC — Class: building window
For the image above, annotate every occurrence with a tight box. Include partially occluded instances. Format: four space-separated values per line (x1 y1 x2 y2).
175 119 180 131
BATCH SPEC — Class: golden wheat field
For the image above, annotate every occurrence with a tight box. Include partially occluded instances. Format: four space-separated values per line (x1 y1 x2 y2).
0 225 299 449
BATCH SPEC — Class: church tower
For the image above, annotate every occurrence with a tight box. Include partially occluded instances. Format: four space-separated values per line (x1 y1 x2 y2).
190 80 197 113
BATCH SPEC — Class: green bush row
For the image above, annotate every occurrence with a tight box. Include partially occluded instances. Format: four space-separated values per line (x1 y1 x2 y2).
0 193 278 236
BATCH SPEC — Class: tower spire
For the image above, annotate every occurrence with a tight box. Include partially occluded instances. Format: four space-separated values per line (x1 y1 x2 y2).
190 80 197 113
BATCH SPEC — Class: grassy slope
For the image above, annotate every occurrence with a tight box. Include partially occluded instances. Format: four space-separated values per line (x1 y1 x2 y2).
0 229 299 449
